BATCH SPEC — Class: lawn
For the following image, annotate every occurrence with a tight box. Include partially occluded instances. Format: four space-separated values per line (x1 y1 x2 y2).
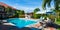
55 19 60 30
55 19 60 25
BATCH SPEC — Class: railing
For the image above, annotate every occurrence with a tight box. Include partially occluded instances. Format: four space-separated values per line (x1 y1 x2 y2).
0 12 15 19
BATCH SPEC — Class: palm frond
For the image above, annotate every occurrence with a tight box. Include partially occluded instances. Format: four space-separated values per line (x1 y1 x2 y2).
47 0 52 7
42 0 51 9
42 0 48 9
54 0 60 10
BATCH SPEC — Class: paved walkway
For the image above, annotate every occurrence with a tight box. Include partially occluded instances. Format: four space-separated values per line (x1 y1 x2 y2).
43 27 57 30
0 25 20 30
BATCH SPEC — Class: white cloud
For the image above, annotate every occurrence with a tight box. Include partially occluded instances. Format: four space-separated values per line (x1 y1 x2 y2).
11 3 44 13
11 3 36 13
10 2 54 13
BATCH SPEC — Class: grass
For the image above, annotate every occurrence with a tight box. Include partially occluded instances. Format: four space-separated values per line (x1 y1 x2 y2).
57 28 60 30
55 19 60 30
55 19 60 25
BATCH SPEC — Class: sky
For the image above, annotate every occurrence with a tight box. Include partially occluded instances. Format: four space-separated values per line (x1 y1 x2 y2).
0 0 54 13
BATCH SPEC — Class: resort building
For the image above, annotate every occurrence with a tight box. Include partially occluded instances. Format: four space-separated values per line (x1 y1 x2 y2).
0 2 17 19
25 12 33 18
26 12 33 16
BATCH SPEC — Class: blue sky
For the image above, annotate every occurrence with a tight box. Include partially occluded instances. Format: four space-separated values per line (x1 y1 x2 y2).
0 0 54 13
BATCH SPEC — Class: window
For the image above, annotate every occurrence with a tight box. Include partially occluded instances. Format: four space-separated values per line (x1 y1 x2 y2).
0 7 4 11
0 14 1 18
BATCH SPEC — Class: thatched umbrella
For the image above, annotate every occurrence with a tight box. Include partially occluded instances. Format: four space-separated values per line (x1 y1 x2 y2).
35 11 47 17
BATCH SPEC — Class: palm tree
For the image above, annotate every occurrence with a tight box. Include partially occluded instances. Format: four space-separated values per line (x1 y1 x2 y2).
42 0 60 23
42 0 60 10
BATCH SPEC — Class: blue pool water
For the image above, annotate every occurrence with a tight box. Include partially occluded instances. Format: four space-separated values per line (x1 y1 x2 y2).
7 18 37 28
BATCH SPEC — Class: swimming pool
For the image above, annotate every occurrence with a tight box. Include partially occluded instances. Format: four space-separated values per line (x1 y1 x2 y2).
7 18 37 28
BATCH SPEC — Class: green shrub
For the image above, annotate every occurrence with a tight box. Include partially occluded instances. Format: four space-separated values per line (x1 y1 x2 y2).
32 14 42 19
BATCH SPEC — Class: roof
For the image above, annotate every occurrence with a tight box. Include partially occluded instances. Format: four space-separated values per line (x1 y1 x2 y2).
0 2 16 10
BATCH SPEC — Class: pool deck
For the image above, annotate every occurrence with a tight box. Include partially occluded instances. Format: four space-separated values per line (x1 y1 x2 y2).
3 23 16 26
1 18 59 30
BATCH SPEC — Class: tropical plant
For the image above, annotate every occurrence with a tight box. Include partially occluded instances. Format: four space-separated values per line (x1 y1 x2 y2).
6 7 15 18
34 8 40 13
33 8 40 18
42 0 60 24
15 10 25 18
15 10 20 18
42 0 60 10
20 10 25 15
